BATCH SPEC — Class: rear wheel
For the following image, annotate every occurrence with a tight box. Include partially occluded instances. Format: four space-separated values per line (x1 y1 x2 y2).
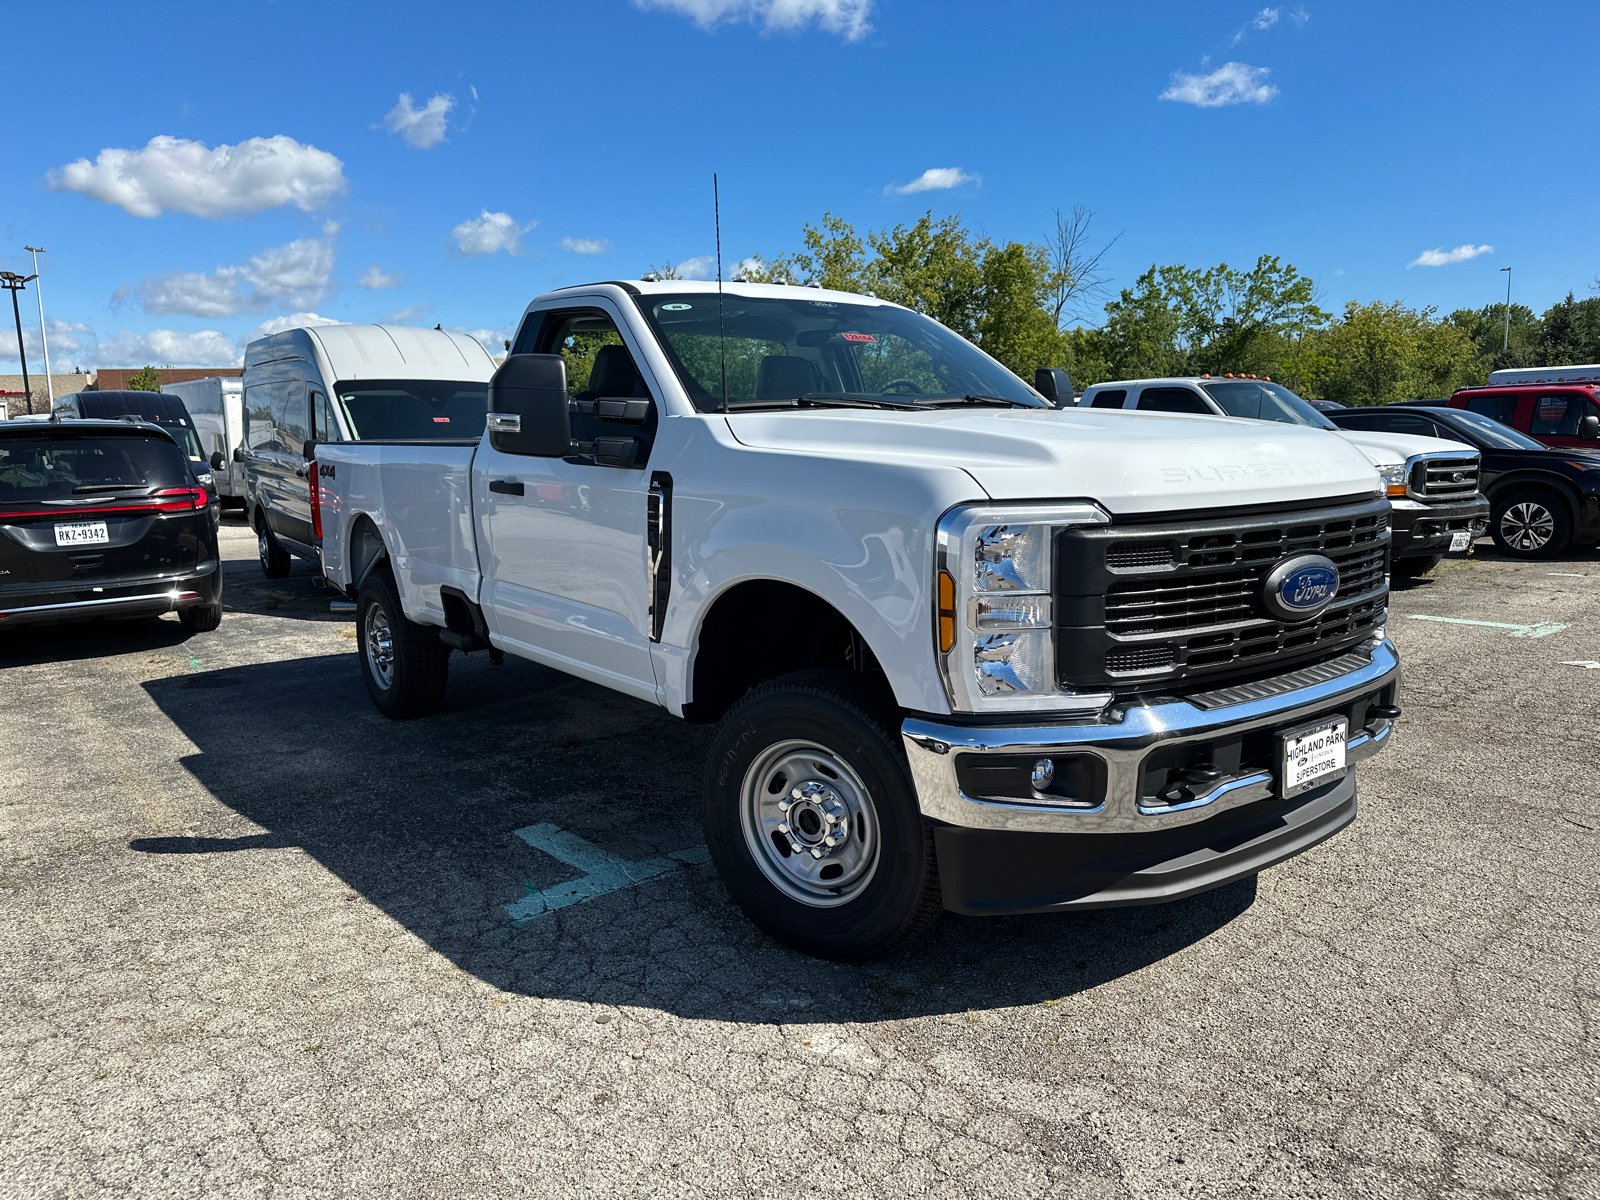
356 569 450 719
1491 489 1571 558
178 603 223 633
257 517 291 578
1392 554 1443 579
702 669 941 961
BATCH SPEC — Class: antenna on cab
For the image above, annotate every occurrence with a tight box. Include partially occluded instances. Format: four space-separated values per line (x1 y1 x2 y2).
715 172 727 413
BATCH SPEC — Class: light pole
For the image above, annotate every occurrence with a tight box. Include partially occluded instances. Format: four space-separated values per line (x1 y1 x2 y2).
0 271 37 413
1500 266 1512 354
24 246 51 405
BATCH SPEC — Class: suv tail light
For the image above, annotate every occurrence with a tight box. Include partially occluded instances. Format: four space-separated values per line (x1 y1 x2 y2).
309 461 322 540
153 487 207 512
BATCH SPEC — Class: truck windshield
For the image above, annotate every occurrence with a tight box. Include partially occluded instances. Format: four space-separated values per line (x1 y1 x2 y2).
1200 380 1337 430
636 292 1046 412
335 380 489 440
1441 408 1546 450
0 435 189 503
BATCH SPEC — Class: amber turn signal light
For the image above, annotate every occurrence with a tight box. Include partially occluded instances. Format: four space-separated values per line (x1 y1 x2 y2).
937 570 956 652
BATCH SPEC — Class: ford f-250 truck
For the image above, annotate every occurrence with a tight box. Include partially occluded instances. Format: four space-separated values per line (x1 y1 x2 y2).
310 280 1401 960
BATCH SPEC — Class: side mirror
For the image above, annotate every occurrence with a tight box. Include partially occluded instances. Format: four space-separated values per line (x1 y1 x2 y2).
303 439 317 461
1035 368 1074 408
1580 414 1600 441
231 447 246 464
488 354 575 457
209 451 224 471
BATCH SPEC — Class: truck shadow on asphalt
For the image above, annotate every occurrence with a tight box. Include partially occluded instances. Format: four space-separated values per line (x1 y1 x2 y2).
138 651 1256 1023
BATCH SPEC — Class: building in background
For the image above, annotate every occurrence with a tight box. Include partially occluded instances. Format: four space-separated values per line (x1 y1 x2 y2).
0 375 97 414
93 368 241 392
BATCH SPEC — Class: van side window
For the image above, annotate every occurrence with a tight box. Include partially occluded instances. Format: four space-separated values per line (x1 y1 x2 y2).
310 391 335 442
1089 389 1127 409
1464 394 1518 425
244 385 280 453
1137 387 1210 414
276 384 308 456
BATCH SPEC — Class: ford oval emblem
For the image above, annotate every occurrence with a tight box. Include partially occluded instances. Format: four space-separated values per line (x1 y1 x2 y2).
1261 554 1340 622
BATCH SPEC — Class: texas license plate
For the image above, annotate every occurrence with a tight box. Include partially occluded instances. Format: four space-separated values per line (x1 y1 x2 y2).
55 520 109 547
1449 531 1471 552
1278 716 1348 798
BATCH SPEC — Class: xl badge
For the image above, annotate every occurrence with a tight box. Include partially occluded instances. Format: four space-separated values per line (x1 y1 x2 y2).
1261 554 1340 622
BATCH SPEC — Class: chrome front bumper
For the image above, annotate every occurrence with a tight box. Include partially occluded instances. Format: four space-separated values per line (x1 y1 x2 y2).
903 638 1400 835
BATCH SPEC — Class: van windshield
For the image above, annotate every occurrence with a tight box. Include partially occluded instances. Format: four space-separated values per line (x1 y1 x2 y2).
636 292 1045 412
335 380 489 440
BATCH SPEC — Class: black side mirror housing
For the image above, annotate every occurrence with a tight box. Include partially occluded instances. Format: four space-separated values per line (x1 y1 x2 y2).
1580 414 1600 441
488 354 574 457
303 440 317 461
209 451 225 471
231 446 246 464
1035 368 1074 408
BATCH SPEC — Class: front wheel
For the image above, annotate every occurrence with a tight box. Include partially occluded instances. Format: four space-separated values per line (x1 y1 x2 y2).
356 570 450 719
702 669 941 961
1491 490 1572 558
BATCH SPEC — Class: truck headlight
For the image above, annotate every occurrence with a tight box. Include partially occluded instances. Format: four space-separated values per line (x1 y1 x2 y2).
1376 464 1408 498
935 502 1112 713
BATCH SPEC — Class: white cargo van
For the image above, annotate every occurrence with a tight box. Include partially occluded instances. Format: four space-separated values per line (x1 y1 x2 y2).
162 377 245 506
238 324 495 577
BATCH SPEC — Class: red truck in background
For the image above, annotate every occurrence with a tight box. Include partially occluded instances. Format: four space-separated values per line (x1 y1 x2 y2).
1447 365 1600 449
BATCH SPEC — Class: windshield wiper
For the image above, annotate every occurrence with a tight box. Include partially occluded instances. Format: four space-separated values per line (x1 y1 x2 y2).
915 394 1032 408
722 394 920 411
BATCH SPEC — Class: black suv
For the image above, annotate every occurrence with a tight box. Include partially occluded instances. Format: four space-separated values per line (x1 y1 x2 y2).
0 420 223 631
1329 405 1600 558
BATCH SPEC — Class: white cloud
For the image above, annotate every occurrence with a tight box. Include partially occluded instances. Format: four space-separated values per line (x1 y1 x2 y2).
0 318 98 367
887 167 980 195
115 238 337 317
1291 5 1310 26
249 313 344 341
381 92 456 149
97 328 242 367
1253 7 1280 28
1408 244 1494 268
452 210 532 257
322 219 342 237
358 265 404 289
635 0 871 40
674 255 717 280
560 237 611 255
45 135 346 219
383 304 435 326
1160 62 1278 107
449 326 511 355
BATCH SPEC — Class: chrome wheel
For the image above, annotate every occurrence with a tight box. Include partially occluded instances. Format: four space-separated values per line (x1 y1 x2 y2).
740 740 880 908
363 601 395 691
1500 502 1555 552
257 530 270 564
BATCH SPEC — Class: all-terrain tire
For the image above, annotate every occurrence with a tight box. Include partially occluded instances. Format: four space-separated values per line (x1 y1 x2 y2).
702 669 941 962
356 569 450 719
1491 488 1572 559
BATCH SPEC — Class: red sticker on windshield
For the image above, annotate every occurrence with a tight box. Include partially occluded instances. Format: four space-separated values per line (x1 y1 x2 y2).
840 332 877 343
433 416 451 423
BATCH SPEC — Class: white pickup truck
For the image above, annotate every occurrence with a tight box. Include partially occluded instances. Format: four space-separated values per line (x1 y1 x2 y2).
312 280 1401 960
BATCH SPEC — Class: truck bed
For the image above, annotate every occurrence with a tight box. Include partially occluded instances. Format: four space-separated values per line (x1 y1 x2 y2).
316 440 481 627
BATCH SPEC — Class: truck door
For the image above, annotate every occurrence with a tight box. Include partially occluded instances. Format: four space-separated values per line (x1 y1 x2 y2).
475 304 660 703
1527 391 1600 448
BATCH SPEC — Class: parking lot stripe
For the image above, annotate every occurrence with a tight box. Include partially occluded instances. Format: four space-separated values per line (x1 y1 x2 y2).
1408 615 1570 638
505 824 710 924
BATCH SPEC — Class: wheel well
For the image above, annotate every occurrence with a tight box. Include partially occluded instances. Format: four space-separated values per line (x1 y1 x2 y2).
1487 476 1579 522
685 580 884 724
347 514 390 588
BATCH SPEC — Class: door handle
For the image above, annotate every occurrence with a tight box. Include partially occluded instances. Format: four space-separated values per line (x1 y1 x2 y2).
489 479 524 496
294 467 308 478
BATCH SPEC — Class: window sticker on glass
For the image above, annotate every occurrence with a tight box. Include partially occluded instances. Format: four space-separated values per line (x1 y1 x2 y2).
661 303 693 311
433 416 451 423
807 301 838 308
840 332 877 343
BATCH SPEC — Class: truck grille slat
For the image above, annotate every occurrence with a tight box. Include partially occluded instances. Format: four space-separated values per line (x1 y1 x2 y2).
1412 456 1480 500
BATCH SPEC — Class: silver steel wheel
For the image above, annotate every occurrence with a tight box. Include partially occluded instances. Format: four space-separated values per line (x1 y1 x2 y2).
363 601 396 691
739 739 880 908
257 530 270 563
1500 501 1555 552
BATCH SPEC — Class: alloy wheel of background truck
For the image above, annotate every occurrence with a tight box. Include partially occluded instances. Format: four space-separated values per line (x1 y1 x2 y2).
356 570 451 719
257 519 291 578
702 670 942 962
1491 489 1571 558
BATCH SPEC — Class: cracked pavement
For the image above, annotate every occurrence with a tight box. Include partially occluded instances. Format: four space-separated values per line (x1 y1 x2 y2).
1 518 1596 1198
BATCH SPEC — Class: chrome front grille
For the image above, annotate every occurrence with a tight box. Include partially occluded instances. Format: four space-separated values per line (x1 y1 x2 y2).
1410 454 1480 501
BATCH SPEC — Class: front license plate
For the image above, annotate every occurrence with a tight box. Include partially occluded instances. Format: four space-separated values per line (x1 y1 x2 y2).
1449 531 1471 552
54 520 109 547
1278 717 1348 798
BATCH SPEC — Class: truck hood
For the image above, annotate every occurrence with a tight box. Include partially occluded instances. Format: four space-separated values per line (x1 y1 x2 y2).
1333 428 1473 467
724 407 1383 515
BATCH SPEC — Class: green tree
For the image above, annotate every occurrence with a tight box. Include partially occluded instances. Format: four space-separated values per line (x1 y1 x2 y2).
1536 293 1600 366
127 366 162 391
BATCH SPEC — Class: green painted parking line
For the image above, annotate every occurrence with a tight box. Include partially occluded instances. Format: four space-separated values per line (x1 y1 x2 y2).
1408 615 1569 638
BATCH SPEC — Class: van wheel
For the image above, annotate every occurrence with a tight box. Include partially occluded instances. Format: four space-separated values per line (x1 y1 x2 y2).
257 519 291 578
701 669 941 962
1491 489 1571 558
178 603 223 633
356 570 450 719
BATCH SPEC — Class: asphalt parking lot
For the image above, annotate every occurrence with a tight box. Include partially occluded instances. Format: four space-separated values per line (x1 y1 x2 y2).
2 516 1596 1200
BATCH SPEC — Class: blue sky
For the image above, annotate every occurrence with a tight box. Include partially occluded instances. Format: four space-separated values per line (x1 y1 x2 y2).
3 0 1595 371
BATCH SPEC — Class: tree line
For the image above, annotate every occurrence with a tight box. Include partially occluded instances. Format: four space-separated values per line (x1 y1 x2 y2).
658 211 1600 406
